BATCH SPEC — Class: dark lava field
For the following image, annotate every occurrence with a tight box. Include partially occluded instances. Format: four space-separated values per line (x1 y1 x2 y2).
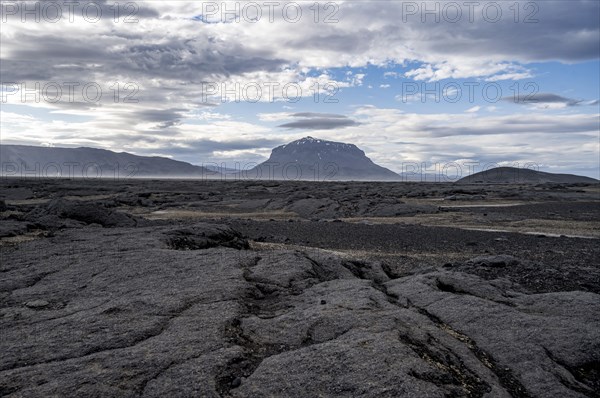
1 178 599 397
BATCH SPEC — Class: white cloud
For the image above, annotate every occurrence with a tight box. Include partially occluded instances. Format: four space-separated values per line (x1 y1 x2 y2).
328 106 600 173
257 112 293 122
195 111 232 121
486 71 534 82
0 1 598 176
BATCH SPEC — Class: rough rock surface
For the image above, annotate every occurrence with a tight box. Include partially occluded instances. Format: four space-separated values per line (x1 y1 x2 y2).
164 223 250 250
1 224 598 397
25 198 140 229
1 178 599 397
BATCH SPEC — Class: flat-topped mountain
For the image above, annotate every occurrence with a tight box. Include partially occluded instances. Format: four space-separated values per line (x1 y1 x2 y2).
458 167 598 184
0 145 212 178
246 137 400 181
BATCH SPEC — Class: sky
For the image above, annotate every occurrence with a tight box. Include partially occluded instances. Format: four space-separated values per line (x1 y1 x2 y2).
1 0 599 178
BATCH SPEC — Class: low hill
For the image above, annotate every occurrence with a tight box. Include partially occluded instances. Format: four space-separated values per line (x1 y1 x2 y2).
457 167 598 184
0 145 214 178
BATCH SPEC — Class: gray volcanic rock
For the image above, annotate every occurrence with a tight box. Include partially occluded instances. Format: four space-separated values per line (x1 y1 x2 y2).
164 223 249 250
458 167 598 184
1 178 599 397
286 198 341 219
0 220 29 238
246 137 400 181
386 271 600 398
1 224 598 397
469 254 520 267
0 145 214 178
26 198 139 228
24 299 50 309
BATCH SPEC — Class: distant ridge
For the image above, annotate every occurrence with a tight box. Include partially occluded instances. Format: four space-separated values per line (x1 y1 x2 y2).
5 145 594 184
457 167 598 184
0 145 212 178
246 137 400 181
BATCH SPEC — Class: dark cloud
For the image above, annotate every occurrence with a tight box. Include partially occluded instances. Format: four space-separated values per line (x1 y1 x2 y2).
0 29 288 127
342 1 600 63
1 0 160 22
292 112 349 119
3 31 288 85
127 138 284 164
424 115 599 137
278 114 360 130
130 108 185 124
124 42 287 79
88 108 186 130
161 138 283 154
285 31 374 52
502 93 588 106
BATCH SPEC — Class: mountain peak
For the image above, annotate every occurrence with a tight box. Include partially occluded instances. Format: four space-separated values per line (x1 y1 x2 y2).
297 136 328 144
252 137 399 181
291 136 322 144
294 136 322 145
281 136 358 151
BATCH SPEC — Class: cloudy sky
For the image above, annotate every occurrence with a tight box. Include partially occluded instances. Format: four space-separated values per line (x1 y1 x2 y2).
1 0 599 177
